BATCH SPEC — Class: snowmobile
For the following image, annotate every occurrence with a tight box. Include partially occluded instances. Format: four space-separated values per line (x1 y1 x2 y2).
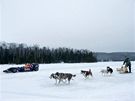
3 63 39 73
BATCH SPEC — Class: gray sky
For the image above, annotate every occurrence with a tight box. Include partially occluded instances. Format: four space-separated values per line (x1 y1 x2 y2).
0 0 135 52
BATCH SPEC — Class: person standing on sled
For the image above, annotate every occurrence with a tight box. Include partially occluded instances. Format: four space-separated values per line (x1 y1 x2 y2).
123 58 131 73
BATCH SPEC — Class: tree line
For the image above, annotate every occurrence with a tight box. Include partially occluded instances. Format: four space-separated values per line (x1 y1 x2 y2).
0 42 97 64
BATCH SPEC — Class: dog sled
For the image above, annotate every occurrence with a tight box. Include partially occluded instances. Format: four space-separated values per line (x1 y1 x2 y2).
116 65 129 74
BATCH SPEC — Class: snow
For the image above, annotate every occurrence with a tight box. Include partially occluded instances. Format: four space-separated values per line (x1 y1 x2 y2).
0 61 135 101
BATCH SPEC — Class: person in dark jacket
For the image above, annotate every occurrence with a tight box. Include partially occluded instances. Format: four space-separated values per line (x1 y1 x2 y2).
123 58 131 73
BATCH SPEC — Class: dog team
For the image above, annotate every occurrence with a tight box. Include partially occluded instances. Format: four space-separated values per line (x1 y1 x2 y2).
50 58 132 84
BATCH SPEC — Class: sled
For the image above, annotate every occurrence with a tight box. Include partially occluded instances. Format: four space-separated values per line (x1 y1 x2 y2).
117 65 129 74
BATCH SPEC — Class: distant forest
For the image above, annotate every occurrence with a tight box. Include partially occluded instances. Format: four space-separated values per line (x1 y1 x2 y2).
0 42 97 64
94 52 135 61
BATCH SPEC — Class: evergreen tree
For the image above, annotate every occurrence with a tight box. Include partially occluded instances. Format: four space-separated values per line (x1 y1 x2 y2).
0 42 97 64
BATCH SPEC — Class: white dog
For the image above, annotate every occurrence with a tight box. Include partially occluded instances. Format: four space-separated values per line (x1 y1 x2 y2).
116 65 128 73
100 69 108 75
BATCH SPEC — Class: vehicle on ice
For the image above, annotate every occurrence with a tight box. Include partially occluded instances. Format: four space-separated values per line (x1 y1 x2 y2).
3 63 39 73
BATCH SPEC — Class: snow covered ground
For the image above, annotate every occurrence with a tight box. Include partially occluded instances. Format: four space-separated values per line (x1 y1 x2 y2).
0 61 135 101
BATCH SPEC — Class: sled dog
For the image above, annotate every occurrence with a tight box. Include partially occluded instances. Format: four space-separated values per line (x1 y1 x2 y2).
81 69 93 78
50 72 76 84
100 67 113 75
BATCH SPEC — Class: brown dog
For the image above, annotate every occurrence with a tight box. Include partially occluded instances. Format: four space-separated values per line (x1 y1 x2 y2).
81 69 93 78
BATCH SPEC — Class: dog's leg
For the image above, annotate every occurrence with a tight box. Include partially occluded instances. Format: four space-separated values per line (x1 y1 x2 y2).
67 77 71 84
55 79 57 84
58 80 60 84
108 73 111 76
58 79 61 84
102 73 104 76
86 76 89 79
68 80 70 84
84 75 88 79
103 73 105 76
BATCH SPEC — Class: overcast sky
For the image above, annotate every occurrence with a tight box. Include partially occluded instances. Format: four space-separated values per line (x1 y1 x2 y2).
0 0 135 52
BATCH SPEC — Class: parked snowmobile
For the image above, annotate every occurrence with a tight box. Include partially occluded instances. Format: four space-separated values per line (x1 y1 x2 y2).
3 63 39 73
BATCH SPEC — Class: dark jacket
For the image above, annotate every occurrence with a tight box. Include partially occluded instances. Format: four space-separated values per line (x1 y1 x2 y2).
123 58 131 67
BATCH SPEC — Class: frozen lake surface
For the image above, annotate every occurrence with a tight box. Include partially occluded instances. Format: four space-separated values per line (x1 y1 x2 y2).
0 61 135 101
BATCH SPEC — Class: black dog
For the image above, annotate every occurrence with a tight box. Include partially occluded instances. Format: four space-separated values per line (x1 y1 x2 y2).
107 66 113 74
